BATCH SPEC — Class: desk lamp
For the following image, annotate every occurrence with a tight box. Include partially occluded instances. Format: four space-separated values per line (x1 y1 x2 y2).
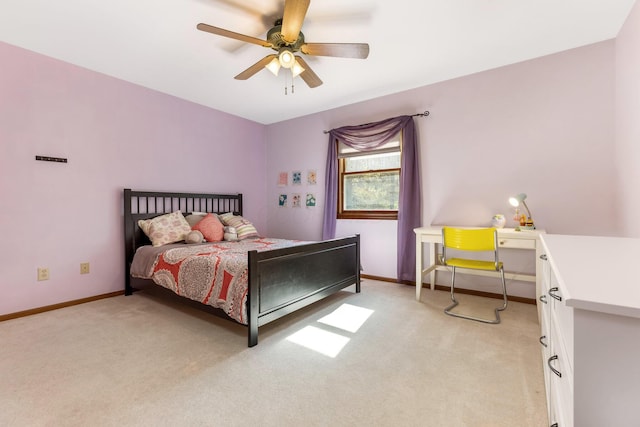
509 193 535 229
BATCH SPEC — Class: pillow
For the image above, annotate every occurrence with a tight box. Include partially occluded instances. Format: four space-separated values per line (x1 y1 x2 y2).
139 211 191 247
185 212 206 228
218 212 235 223
192 213 224 242
219 213 259 240
185 230 204 244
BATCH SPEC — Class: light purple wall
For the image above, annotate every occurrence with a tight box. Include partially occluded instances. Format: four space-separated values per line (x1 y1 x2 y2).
266 41 618 297
615 0 640 237
0 29 625 312
0 42 267 315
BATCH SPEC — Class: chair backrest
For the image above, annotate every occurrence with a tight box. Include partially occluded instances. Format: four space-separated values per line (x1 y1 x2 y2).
442 227 500 269
442 227 498 252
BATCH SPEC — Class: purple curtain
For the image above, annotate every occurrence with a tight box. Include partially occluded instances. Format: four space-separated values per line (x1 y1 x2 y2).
322 116 421 282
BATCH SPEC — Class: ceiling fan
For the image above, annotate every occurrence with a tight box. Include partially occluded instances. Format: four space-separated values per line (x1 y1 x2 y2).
197 0 370 89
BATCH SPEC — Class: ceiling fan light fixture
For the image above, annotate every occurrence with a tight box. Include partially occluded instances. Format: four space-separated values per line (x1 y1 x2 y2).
278 48 295 69
291 59 305 78
198 0 368 90
265 57 281 76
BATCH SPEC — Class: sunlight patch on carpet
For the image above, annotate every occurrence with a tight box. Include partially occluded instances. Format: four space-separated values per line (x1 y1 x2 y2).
286 326 350 358
317 303 374 333
286 304 374 357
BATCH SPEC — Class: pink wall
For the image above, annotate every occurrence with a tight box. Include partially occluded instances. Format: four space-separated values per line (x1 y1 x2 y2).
266 41 618 296
615 0 640 237
0 42 267 315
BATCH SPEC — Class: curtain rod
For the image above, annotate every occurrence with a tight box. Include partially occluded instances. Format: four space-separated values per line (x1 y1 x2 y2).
323 111 430 134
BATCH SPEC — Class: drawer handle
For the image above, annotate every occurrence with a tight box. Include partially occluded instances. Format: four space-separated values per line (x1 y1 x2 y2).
539 335 548 348
499 240 505 245
551 424 558 427
540 254 548 261
548 355 562 378
549 287 562 302
539 294 547 304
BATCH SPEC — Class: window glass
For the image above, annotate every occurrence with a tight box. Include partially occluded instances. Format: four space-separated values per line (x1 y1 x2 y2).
337 134 401 220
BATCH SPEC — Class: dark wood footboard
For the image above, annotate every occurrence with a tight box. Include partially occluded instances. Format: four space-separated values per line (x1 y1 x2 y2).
247 235 361 347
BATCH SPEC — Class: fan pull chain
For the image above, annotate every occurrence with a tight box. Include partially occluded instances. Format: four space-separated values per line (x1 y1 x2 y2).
282 73 296 95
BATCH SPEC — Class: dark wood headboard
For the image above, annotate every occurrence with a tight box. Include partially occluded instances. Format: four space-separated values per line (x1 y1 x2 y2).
123 188 243 294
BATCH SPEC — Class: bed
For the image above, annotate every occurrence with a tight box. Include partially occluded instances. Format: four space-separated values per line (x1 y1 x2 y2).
123 189 361 347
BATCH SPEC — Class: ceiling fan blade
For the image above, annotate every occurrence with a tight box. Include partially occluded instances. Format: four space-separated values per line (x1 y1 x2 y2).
197 23 273 48
281 0 310 44
301 43 370 59
234 55 278 80
294 56 323 88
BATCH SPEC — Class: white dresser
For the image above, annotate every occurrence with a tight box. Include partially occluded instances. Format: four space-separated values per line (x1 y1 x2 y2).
538 234 640 427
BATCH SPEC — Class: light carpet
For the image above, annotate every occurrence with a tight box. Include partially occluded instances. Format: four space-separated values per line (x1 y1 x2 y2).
0 279 547 427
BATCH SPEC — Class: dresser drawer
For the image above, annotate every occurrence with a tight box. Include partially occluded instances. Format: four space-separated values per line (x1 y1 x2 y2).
549 273 574 372
497 237 536 249
549 325 574 427
538 312 552 420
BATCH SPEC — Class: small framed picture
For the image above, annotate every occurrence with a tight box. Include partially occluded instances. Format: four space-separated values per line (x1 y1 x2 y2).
307 170 317 185
292 171 302 185
278 172 288 187
278 194 288 207
306 193 316 207
292 193 301 208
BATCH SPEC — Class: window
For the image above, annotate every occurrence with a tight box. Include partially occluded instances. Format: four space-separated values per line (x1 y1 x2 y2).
337 133 401 220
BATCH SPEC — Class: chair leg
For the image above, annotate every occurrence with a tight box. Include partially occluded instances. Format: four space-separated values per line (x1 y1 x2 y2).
444 266 508 324
444 266 459 312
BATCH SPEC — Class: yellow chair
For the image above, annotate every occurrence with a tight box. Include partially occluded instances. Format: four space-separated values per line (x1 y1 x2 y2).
441 227 507 324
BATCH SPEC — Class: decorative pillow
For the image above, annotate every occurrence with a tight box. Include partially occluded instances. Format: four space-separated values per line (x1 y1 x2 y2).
139 211 191 247
218 212 235 224
219 214 259 240
192 213 224 242
185 230 204 244
185 212 206 227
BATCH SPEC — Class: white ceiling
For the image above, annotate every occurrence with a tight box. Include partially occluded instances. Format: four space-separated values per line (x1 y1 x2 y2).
1 0 636 124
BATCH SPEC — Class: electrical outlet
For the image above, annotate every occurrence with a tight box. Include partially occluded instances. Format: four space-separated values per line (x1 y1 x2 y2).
37 267 49 281
80 262 90 275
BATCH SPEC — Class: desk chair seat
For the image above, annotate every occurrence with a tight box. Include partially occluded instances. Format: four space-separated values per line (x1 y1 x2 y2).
442 227 508 324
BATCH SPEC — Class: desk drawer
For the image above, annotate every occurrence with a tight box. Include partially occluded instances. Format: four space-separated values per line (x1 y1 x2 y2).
497 237 536 250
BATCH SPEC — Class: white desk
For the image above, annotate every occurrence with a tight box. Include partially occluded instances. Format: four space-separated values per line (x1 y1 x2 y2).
414 226 545 301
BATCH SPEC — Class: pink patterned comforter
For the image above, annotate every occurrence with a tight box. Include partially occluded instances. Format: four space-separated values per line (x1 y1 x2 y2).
130 238 307 324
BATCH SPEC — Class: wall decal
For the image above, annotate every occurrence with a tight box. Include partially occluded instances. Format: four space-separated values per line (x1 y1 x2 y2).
35 155 67 163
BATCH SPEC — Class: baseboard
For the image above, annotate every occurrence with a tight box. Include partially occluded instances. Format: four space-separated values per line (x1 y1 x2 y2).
360 273 536 305
0 291 124 322
1 274 535 322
